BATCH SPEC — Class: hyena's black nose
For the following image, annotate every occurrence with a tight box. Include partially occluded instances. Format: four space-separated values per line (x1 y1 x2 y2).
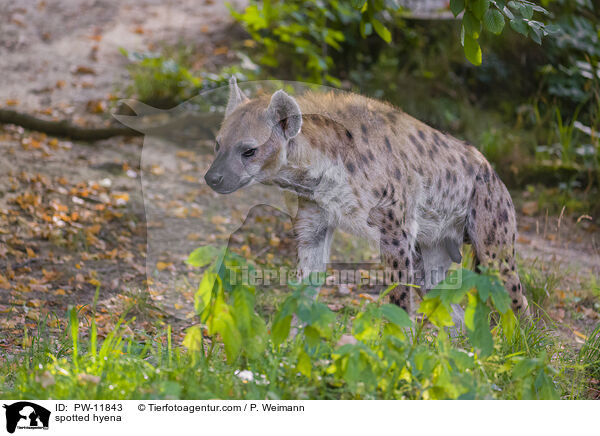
204 171 223 188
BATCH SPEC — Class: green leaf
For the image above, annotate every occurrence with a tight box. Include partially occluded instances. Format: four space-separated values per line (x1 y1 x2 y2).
463 34 482 65
510 18 529 36
194 271 218 317
182 325 204 353
528 22 543 44
297 350 312 377
380 304 412 327
232 286 255 333
489 283 510 313
464 294 493 357
483 8 505 34
211 306 242 362
500 309 517 340
271 314 292 346
351 0 367 9
353 306 381 341
371 18 392 43
469 0 489 20
418 298 455 328
450 0 465 17
515 2 533 19
186 245 219 268
463 11 482 39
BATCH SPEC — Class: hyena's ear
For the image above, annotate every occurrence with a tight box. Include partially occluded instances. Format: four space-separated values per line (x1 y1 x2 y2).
225 76 249 117
267 90 302 139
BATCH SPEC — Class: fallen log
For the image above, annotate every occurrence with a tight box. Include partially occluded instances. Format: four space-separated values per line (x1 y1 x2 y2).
0 108 142 141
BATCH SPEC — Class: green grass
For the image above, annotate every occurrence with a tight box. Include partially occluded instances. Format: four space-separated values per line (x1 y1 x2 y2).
1 247 597 400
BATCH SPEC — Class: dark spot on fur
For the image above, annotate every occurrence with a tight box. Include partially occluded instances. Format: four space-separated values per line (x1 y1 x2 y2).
367 150 375 161
405 258 410 267
345 129 353 140
346 162 355 173
361 124 368 135
393 260 398 268
392 238 400 246
485 229 496 246
409 134 424 154
384 136 392 151
395 167 402 180
499 209 509 223
418 130 426 141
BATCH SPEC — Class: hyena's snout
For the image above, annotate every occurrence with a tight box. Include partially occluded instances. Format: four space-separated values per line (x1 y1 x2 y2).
204 167 224 190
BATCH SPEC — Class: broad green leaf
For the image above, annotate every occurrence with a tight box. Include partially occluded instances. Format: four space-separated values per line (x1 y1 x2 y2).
450 0 465 17
271 314 292 346
245 315 268 358
528 22 543 44
463 34 482 65
489 283 510 313
186 245 219 268
353 307 381 341
418 298 454 328
210 301 242 361
304 325 321 348
380 304 413 327
182 325 204 353
307 302 335 338
483 8 505 34
500 309 517 340
233 286 255 333
469 0 490 20
463 11 482 39
371 18 392 43
194 271 218 317
465 295 493 357
510 18 529 36
297 350 312 377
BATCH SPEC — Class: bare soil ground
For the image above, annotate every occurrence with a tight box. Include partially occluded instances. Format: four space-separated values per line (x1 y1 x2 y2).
0 0 598 359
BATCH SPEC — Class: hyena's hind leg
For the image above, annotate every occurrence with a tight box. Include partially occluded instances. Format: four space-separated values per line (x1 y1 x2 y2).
367 184 422 314
466 165 529 314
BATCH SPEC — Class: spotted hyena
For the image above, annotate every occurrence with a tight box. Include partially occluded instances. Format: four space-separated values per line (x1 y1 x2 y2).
204 78 529 316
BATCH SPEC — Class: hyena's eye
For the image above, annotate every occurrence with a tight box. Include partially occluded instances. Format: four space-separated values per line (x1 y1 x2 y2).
215 141 221 152
242 148 257 158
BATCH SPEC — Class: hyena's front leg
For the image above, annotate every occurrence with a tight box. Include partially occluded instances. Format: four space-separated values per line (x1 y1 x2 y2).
293 199 334 288
382 235 423 315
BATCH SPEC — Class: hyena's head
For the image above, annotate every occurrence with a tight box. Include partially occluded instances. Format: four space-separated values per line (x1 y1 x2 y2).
204 78 302 194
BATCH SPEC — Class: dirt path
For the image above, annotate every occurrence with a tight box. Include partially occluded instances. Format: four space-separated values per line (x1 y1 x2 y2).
0 0 244 113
